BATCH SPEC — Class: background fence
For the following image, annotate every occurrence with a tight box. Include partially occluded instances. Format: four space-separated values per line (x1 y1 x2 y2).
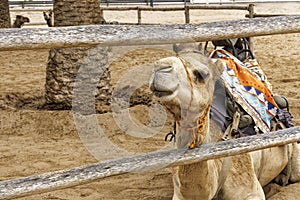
9 0 190 8
99 4 253 24
10 2 288 27
10 3 254 26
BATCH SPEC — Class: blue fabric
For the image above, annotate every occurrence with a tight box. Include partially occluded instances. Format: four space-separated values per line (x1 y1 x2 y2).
210 49 279 132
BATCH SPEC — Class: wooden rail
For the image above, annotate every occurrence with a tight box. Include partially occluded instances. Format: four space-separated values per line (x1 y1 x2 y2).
10 4 252 24
0 126 299 200
9 0 53 9
0 15 299 51
100 4 251 24
245 13 288 18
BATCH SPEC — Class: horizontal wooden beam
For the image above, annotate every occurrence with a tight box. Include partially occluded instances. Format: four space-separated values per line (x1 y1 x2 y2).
101 6 140 11
100 5 249 11
11 4 250 12
245 13 287 18
187 5 249 10
0 15 299 51
0 126 300 200
101 6 186 11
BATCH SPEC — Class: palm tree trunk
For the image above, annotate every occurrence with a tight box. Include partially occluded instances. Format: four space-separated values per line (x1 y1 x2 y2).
0 0 11 28
46 0 111 114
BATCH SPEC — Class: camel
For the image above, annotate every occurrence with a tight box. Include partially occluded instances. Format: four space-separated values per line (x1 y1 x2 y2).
100 16 120 25
43 11 54 27
149 45 299 199
12 15 30 28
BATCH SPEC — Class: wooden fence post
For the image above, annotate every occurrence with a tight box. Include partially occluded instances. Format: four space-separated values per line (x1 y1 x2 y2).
138 8 142 25
100 8 103 18
185 5 190 24
248 4 255 52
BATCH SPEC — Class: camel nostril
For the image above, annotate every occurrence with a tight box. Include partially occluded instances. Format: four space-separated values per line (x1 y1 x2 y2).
155 65 173 73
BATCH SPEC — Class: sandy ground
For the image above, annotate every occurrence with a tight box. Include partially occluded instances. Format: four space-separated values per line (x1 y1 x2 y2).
1 2 300 200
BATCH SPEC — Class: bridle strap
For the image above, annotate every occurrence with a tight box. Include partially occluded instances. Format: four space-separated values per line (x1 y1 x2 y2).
176 56 194 111
188 104 211 148
176 56 211 148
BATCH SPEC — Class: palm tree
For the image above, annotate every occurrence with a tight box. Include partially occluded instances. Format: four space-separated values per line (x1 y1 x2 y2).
0 0 11 28
46 0 112 114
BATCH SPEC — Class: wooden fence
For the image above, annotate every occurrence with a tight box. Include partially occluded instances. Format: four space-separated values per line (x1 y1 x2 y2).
9 0 189 8
11 4 253 25
99 4 253 24
0 15 299 199
9 0 53 9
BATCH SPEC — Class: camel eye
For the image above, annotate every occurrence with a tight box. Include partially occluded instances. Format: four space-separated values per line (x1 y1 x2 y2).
193 70 209 83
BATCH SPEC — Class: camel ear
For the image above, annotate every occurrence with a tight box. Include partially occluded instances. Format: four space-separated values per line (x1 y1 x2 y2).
209 58 225 83
212 58 225 75
173 43 202 55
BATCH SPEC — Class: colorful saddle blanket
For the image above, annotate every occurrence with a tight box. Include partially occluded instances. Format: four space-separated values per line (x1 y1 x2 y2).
210 49 279 133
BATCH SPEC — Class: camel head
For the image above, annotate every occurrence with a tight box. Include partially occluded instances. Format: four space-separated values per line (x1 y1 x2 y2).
100 16 107 24
149 48 223 147
43 11 53 27
13 15 30 28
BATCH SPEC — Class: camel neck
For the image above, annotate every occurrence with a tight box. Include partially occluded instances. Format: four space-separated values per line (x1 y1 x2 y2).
176 104 211 148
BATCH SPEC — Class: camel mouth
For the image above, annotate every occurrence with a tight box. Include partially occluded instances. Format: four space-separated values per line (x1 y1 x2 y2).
150 74 179 100
154 90 173 97
151 86 179 101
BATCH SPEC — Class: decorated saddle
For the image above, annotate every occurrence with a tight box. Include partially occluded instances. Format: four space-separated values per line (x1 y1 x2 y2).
210 49 293 135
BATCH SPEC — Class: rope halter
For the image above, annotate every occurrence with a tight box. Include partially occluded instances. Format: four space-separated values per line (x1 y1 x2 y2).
176 56 211 148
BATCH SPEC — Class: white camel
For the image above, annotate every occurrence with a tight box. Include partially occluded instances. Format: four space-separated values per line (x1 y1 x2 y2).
149 47 300 200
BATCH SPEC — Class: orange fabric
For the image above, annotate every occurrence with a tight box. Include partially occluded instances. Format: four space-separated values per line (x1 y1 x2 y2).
222 57 278 107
